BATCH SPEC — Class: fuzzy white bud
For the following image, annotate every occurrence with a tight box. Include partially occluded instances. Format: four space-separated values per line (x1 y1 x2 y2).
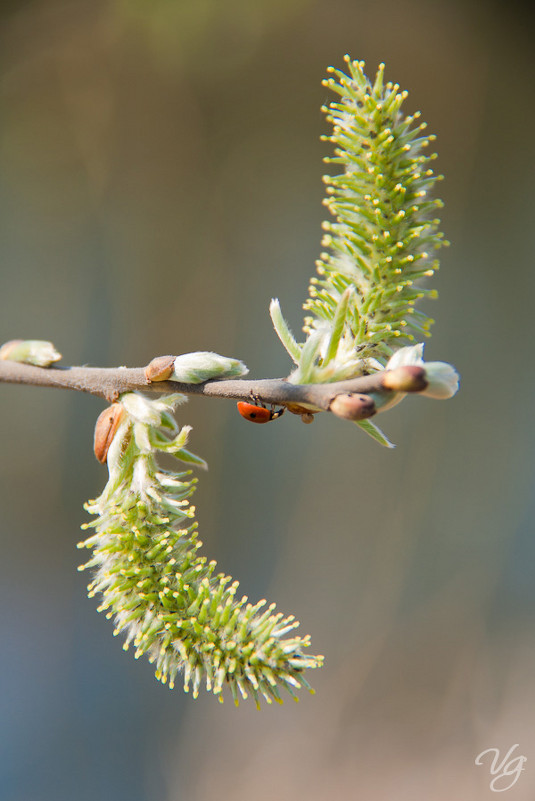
170 352 248 384
0 339 62 367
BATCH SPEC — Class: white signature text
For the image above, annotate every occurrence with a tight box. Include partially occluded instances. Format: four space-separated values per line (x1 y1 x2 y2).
475 744 527 792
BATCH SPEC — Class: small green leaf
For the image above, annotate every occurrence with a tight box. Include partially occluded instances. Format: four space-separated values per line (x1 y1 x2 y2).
290 331 323 384
269 299 302 365
355 418 396 448
322 288 352 365
171 448 208 470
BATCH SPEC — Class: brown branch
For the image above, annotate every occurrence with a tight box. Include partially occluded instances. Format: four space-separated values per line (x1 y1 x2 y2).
0 359 426 419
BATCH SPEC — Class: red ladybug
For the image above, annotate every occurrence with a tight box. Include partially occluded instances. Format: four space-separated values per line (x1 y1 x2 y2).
237 398 285 424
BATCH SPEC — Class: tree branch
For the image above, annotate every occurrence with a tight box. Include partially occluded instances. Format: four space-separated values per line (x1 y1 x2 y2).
0 358 422 418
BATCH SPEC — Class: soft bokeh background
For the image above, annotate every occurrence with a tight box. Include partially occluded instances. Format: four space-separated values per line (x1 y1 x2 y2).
1 1 534 799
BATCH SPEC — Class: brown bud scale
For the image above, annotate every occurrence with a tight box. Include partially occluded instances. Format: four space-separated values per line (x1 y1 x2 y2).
329 393 376 421
144 355 175 383
381 365 427 393
94 403 124 464
0 340 24 360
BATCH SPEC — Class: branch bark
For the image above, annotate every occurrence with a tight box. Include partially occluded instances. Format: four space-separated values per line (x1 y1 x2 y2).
0 358 416 417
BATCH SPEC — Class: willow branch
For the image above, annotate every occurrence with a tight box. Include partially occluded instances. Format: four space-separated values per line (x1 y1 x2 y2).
0 358 417 413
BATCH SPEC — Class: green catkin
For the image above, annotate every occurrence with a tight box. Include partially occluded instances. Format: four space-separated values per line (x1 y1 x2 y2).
79 393 322 706
270 61 446 389
303 58 446 364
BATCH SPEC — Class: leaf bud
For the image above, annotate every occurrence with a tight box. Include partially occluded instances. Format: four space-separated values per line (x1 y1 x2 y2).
170 352 249 383
381 365 427 393
329 393 376 421
0 339 62 367
144 355 175 382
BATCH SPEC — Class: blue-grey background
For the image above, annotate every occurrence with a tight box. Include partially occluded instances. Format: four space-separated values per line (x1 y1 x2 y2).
1 1 534 799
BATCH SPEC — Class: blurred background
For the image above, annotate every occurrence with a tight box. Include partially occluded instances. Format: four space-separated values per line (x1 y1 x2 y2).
1 0 534 799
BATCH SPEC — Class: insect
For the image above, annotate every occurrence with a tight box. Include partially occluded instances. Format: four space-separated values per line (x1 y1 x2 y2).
236 395 285 424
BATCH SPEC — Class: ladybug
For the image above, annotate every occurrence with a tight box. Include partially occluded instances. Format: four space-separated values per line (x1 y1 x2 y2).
237 396 285 424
